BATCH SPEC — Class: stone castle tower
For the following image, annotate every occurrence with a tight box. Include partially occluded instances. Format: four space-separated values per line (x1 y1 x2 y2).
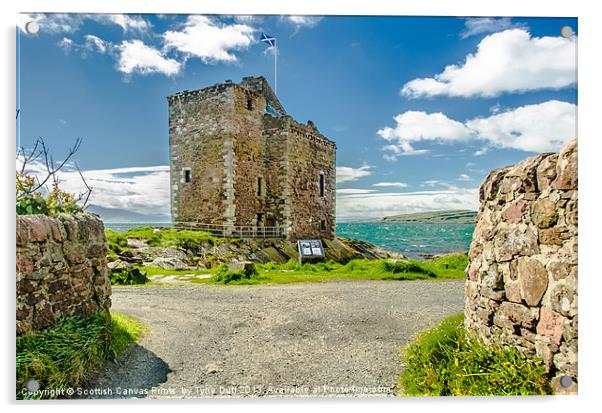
167 76 336 240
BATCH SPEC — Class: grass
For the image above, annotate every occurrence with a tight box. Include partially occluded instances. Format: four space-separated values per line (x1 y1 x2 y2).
399 313 552 396
16 311 147 400
182 254 469 285
105 227 220 258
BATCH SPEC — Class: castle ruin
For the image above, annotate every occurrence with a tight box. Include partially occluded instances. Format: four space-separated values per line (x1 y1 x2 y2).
167 76 336 240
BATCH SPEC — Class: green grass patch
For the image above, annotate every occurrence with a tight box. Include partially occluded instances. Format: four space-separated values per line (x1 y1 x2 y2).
188 255 468 285
110 267 149 285
399 313 551 396
16 311 146 400
105 227 219 253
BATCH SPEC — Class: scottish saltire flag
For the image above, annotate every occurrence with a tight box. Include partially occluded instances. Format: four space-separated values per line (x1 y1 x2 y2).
260 32 276 48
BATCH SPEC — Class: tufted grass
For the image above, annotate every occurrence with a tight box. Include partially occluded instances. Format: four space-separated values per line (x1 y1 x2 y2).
16 311 146 400
399 313 552 396
184 254 468 285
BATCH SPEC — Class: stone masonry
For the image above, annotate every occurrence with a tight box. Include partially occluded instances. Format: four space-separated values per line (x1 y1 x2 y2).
16 213 112 335
464 139 578 394
168 76 336 240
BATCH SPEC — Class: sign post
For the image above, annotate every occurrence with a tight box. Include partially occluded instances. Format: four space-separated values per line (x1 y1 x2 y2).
297 240 325 265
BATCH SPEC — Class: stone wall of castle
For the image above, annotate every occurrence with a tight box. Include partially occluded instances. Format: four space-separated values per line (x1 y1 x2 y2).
284 119 336 240
168 85 235 225
464 139 578 394
16 213 112 335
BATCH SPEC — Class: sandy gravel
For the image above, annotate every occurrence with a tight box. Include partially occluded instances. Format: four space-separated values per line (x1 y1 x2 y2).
82 280 464 398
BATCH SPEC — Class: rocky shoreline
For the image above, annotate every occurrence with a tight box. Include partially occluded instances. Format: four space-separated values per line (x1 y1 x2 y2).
108 234 406 272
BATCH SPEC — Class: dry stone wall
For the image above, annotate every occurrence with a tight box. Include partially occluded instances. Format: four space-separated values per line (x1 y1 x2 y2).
16 213 112 335
465 139 578 394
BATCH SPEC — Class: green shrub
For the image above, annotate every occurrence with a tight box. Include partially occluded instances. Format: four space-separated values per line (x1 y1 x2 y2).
110 268 149 285
16 174 83 216
378 260 436 277
212 263 263 284
400 313 551 396
16 311 145 399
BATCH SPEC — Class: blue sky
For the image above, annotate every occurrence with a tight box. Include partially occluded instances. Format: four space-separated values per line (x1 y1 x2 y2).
17 14 577 221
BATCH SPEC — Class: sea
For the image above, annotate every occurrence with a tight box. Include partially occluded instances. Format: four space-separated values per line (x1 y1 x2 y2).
105 222 475 260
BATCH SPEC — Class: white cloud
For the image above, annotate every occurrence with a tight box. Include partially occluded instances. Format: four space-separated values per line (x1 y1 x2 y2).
18 13 150 35
337 188 479 221
84 35 108 54
466 100 577 152
336 166 372 184
457 174 472 181
337 189 377 194
116 40 182 76
163 15 254 63
378 100 576 155
373 182 409 188
18 13 83 35
401 29 576 98
57 37 74 53
460 17 527 39
90 14 151 33
18 159 170 216
284 16 323 28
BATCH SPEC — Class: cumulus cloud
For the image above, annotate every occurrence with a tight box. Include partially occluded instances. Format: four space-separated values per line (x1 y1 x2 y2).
336 188 479 221
336 166 372 184
401 29 576 98
373 182 409 188
378 100 576 157
163 15 255 63
18 13 83 35
84 34 108 54
90 14 151 33
284 16 323 28
116 40 182 76
460 17 527 39
18 13 151 35
466 100 577 152
18 159 171 216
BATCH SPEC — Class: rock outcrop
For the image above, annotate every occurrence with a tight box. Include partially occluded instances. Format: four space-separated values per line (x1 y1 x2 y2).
465 139 578 394
109 236 405 271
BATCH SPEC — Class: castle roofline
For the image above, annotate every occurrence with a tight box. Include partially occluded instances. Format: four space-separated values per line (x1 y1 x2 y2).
167 76 286 116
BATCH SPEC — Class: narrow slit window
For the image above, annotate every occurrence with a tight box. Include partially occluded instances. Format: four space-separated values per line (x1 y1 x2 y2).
319 173 325 198
247 98 253 111
257 177 263 197
320 220 326 231
184 168 192 183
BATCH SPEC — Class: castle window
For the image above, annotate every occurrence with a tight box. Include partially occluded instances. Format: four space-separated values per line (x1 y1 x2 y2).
247 97 253 111
183 168 192 183
320 220 326 231
257 177 263 197
319 173 325 198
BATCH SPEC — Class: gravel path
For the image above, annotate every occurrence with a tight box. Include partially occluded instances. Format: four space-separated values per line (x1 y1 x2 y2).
83 280 464 398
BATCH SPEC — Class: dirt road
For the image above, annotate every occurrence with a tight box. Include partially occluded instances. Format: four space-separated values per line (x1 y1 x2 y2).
83 280 464 398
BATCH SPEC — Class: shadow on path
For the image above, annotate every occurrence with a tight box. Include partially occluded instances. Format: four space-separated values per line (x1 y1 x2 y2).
78 343 171 399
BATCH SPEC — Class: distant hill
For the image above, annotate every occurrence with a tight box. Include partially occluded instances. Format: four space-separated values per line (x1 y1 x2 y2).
382 210 477 224
86 205 170 223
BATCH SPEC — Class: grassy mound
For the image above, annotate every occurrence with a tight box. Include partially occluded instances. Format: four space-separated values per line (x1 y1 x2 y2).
400 313 551 396
105 227 218 258
16 311 146 399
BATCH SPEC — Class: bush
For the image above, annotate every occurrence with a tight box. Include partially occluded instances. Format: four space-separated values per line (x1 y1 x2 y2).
16 311 145 399
16 173 83 216
400 313 551 396
212 263 263 284
378 260 436 277
110 268 149 285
